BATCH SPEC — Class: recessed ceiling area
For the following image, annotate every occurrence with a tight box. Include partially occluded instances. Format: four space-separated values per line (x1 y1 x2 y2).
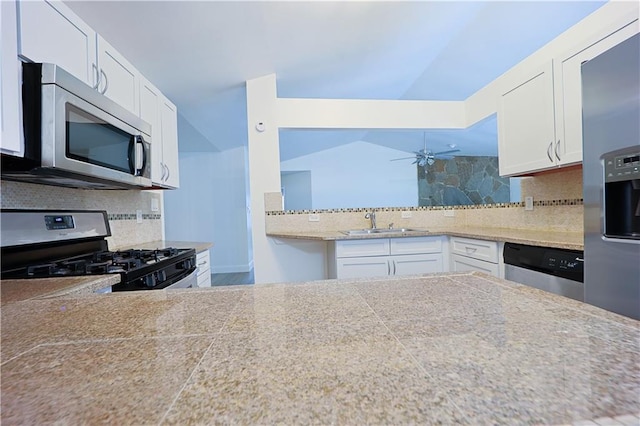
65 1 606 159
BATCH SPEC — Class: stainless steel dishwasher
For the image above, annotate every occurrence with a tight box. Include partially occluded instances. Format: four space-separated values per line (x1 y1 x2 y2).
503 243 584 301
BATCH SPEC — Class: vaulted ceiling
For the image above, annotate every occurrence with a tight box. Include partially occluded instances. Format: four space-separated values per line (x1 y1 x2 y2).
66 1 605 159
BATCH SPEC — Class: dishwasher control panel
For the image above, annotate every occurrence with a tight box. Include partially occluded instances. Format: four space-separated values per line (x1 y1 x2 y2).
504 243 584 283
543 252 583 272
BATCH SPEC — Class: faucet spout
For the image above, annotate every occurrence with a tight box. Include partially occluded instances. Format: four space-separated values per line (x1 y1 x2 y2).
364 211 377 229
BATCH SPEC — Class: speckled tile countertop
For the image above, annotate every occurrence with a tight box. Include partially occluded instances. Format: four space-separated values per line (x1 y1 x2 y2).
113 240 213 253
267 226 584 250
0 275 120 306
2 272 638 425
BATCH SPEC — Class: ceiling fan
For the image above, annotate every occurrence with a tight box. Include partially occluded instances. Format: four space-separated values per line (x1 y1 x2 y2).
390 134 460 168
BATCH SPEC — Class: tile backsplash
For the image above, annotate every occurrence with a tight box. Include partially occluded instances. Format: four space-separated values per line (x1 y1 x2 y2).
266 167 584 235
0 180 163 248
520 166 583 201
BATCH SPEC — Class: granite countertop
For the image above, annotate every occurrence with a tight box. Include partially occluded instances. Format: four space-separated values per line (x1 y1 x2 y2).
1 272 638 425
114 240 213 253
267 226 584 250
0 275 120 306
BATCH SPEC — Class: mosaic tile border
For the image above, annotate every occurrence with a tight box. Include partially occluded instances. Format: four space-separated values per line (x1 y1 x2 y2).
265 199 583 215
107 213 162 221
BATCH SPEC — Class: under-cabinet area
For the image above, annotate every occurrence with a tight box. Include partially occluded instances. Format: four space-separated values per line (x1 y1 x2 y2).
327 235 505 280
328 236 448 279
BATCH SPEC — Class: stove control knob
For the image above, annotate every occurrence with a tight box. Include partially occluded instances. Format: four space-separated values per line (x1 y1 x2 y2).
143 274 156 288
177 259 193 270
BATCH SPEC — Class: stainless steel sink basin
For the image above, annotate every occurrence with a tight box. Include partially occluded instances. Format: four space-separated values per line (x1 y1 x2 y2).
340 228 422 236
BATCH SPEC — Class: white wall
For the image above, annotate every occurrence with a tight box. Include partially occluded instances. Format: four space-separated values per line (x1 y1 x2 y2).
281 171 312 211
281 141 418 209
164 148 252 273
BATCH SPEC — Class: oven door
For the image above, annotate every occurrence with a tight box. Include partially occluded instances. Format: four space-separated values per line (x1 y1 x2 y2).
42 83 152 188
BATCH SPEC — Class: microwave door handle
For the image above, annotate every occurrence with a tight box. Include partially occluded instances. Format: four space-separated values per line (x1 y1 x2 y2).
128 136 137 175
139 137 147 176
128 135 145 176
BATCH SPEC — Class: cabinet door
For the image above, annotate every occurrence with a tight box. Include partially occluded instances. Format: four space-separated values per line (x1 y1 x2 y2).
1 0 22 155
451 253 499 277
196 250 212 287
97 35 139 115
497 61 556 176
139 77 164 184
554 20 639 166
392 254 443 276
18 0 97 87
336 257 390 279
160 96 180 188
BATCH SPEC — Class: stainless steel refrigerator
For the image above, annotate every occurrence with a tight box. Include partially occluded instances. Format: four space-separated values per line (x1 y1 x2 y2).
582 33 640 320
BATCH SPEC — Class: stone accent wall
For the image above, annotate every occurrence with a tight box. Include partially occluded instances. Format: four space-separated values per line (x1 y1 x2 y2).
418 157 510 206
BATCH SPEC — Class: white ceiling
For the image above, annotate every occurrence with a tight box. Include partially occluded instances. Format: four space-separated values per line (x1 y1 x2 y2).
65 0 605 159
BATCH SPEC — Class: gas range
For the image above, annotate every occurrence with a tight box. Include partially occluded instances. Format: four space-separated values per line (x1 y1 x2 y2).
1 210 197 291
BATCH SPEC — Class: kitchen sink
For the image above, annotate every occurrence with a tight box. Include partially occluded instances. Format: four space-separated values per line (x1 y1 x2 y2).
340 228 422 236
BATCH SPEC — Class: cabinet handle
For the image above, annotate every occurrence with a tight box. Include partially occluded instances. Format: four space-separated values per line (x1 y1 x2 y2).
465 247 477 253
160 162 167 181
555 140 561 162
197 261 207 266
92 64 100 90
387 260 390 275
165 165 171 182
100 69 109 94
393 260 396 275
547 142 554 162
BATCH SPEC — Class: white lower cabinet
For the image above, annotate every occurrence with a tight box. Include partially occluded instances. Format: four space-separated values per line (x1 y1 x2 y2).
196 249 211 287
328 236 446 279
449 237 503 278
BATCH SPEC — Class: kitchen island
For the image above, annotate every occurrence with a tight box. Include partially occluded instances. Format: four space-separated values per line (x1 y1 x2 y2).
1 272 638 425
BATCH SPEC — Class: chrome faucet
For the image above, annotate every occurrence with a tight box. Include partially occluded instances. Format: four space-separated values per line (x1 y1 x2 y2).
364 211 377 229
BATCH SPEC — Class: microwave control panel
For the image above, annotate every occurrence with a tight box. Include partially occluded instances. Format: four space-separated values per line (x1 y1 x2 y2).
603 150 640 183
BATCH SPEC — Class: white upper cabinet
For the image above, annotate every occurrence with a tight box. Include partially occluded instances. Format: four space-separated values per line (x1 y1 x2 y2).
1 0 23 155
160 97 180 188
498 61 556 176
139 76 180 188
553 19 639 167
139 77 163 184
498 14 639 177
18 1 141 116
96 35 139 115
16 0 181 188
18 0 97 87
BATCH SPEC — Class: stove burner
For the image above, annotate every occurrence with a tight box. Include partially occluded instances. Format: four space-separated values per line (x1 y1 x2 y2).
60 259 88 273
93 251 115 262
87 261 110 274
112 258 143 271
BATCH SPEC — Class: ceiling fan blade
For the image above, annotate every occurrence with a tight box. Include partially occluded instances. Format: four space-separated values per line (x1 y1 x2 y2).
390 156 419 161
433 149 461 156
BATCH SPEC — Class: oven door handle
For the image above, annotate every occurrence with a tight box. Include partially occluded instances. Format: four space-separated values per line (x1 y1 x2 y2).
164 269 198 290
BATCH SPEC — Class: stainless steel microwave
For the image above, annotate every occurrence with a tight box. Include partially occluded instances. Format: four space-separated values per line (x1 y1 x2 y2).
1 62 152 189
